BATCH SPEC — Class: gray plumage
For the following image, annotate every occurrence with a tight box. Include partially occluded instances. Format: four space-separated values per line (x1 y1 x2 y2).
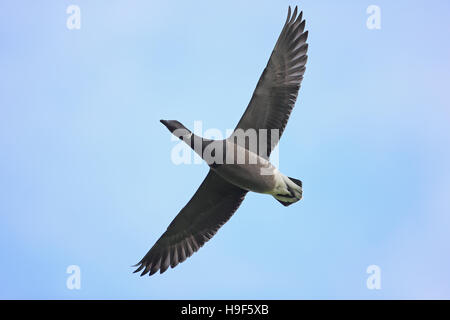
134 6 308 276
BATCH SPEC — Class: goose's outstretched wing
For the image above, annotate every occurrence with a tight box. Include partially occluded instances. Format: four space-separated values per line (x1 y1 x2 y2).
232 6 308 157
134 170 247 276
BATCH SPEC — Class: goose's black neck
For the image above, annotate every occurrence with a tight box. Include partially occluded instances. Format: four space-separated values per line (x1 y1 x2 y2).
160 119 214 158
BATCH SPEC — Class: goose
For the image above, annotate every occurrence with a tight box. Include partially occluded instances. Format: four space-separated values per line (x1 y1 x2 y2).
134 6 308 276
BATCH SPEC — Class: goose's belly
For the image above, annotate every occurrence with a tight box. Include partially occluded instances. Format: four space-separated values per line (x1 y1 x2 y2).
212 162 277 194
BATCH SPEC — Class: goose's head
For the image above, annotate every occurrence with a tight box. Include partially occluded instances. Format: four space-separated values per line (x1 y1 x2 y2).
160 120 191 140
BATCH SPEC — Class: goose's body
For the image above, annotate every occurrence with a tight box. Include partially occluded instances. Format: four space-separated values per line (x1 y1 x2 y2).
211 139 302 204
134 6 309 276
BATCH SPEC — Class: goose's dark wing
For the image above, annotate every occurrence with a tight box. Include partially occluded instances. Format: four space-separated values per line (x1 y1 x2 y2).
232 6 308 157
134 170 247 276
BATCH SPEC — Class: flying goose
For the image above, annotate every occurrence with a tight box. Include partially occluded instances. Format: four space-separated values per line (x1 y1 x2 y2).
134 6 308 276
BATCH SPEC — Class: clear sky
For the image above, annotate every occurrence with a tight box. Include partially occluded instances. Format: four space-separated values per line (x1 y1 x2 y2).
1 0 450 299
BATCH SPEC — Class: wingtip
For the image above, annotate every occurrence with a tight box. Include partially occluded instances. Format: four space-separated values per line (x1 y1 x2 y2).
132 262 145 275
304 30 309 41
286 6 291 23
149 268 159 276
160 268 168 275
291 6 298 23
141 266 151 276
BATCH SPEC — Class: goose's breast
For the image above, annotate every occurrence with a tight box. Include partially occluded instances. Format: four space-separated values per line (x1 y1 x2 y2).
212 162 277 194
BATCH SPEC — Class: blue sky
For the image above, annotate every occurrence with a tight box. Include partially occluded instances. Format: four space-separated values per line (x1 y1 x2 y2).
1 0 450 299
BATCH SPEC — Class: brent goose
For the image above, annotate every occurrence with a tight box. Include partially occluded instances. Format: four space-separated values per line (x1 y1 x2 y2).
134 6 308 276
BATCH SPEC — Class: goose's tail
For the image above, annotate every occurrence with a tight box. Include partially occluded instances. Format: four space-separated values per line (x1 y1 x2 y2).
274 176 303 207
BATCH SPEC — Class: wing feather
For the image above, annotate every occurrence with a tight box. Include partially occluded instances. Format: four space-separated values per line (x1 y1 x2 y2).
232 6 308 157
134 170 247 275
